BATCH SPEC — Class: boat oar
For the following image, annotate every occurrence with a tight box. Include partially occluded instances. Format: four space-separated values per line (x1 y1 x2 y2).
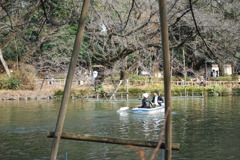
117 105 140 112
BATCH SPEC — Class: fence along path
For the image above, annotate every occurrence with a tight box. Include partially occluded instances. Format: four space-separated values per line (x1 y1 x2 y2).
35 79 240 87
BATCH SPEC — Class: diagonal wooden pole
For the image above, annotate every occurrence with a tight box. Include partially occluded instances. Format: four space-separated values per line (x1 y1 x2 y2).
157 0 172 160
49 0 91 159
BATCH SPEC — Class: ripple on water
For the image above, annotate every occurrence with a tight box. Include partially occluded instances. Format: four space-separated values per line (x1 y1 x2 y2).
0 98 240 160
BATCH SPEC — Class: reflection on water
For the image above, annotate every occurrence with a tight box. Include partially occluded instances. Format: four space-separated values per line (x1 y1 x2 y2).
0 96 240 159
173 96 240 160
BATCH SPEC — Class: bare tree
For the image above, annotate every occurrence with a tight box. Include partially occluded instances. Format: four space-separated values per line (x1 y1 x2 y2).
1 0 239 79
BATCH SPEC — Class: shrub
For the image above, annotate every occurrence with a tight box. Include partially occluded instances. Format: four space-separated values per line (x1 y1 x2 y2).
117 88 127 92
94 83 103 91
206 84 228 96
0 75 20 90
215 76 232 81
171 76 182 81
146 83 164 93
192 86 205 95
186 77 192 81
72 88 93 97
55 89 94 97
54 90 64 96
7 77 20 89
0 79 8 89
13 70 36 90
233 87 240 95
171 86 185 95
186 86 205 95
129 74 148 81
232 75 239 81
170 85 206 96
128 88 148 94
78 89 93 97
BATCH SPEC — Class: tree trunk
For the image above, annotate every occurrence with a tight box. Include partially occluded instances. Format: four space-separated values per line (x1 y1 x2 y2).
87 51 92 74
120 70 129 81
0 49 11 77
217 60 225 76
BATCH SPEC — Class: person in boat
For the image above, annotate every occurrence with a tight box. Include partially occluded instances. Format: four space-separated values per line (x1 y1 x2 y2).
151 90 164 107
139 93 153 108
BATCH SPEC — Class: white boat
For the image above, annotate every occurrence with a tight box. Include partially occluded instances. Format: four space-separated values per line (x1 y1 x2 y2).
132 106 165 113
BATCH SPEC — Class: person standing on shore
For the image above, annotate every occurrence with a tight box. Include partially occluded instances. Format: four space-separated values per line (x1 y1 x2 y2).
151 90 164 107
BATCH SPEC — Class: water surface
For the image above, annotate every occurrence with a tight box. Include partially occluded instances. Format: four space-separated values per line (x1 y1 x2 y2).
0 96 239 159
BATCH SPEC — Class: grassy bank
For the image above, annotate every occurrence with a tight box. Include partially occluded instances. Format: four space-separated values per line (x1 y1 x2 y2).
0 71 36 90
53 83 240 98
116 84 239 96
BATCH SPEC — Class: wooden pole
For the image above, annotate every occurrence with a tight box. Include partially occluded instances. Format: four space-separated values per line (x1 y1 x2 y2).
39 71 50 91
49 0 91 159
48 132 180 150
109 80 123 100
126 79 129 100
183 49 187 97
157 0 172 160
205 62 207 80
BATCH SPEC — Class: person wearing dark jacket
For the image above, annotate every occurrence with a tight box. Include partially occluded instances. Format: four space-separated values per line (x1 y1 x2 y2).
139 93 153 108
151 90 164 106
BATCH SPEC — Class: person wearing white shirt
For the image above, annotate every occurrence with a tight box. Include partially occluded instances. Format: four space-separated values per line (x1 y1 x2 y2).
151 90 164 107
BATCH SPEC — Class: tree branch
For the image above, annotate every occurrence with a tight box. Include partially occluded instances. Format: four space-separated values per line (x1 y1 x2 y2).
189 0 218 61
121 0 135 32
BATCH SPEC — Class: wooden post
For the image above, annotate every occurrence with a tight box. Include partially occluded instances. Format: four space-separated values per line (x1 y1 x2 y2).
47 132 180 150
126 79 129 100
64 152 68 160
158 0 172 160
161 149 165 160
49 1 91 160
205 61 207 80
39 72 50 91
183 49 187 97
110 80 123 100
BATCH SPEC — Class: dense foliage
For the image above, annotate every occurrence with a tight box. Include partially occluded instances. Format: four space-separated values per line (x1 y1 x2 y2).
0 76 20 90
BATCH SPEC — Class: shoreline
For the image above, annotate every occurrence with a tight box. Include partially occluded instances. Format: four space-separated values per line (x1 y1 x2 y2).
0 83 239 101
0 90 55 101
0 85 64 101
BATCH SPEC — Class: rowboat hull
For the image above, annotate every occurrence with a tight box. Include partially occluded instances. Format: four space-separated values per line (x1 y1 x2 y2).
132 106 165 113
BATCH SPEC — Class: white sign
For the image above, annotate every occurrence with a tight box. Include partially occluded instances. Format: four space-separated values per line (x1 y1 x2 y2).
93 71 98 78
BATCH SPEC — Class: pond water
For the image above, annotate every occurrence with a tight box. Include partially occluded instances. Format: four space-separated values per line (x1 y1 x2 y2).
0 96 239 160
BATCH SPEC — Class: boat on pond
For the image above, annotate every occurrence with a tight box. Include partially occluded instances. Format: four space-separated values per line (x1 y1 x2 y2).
117 103 165 114
132 106 165 113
